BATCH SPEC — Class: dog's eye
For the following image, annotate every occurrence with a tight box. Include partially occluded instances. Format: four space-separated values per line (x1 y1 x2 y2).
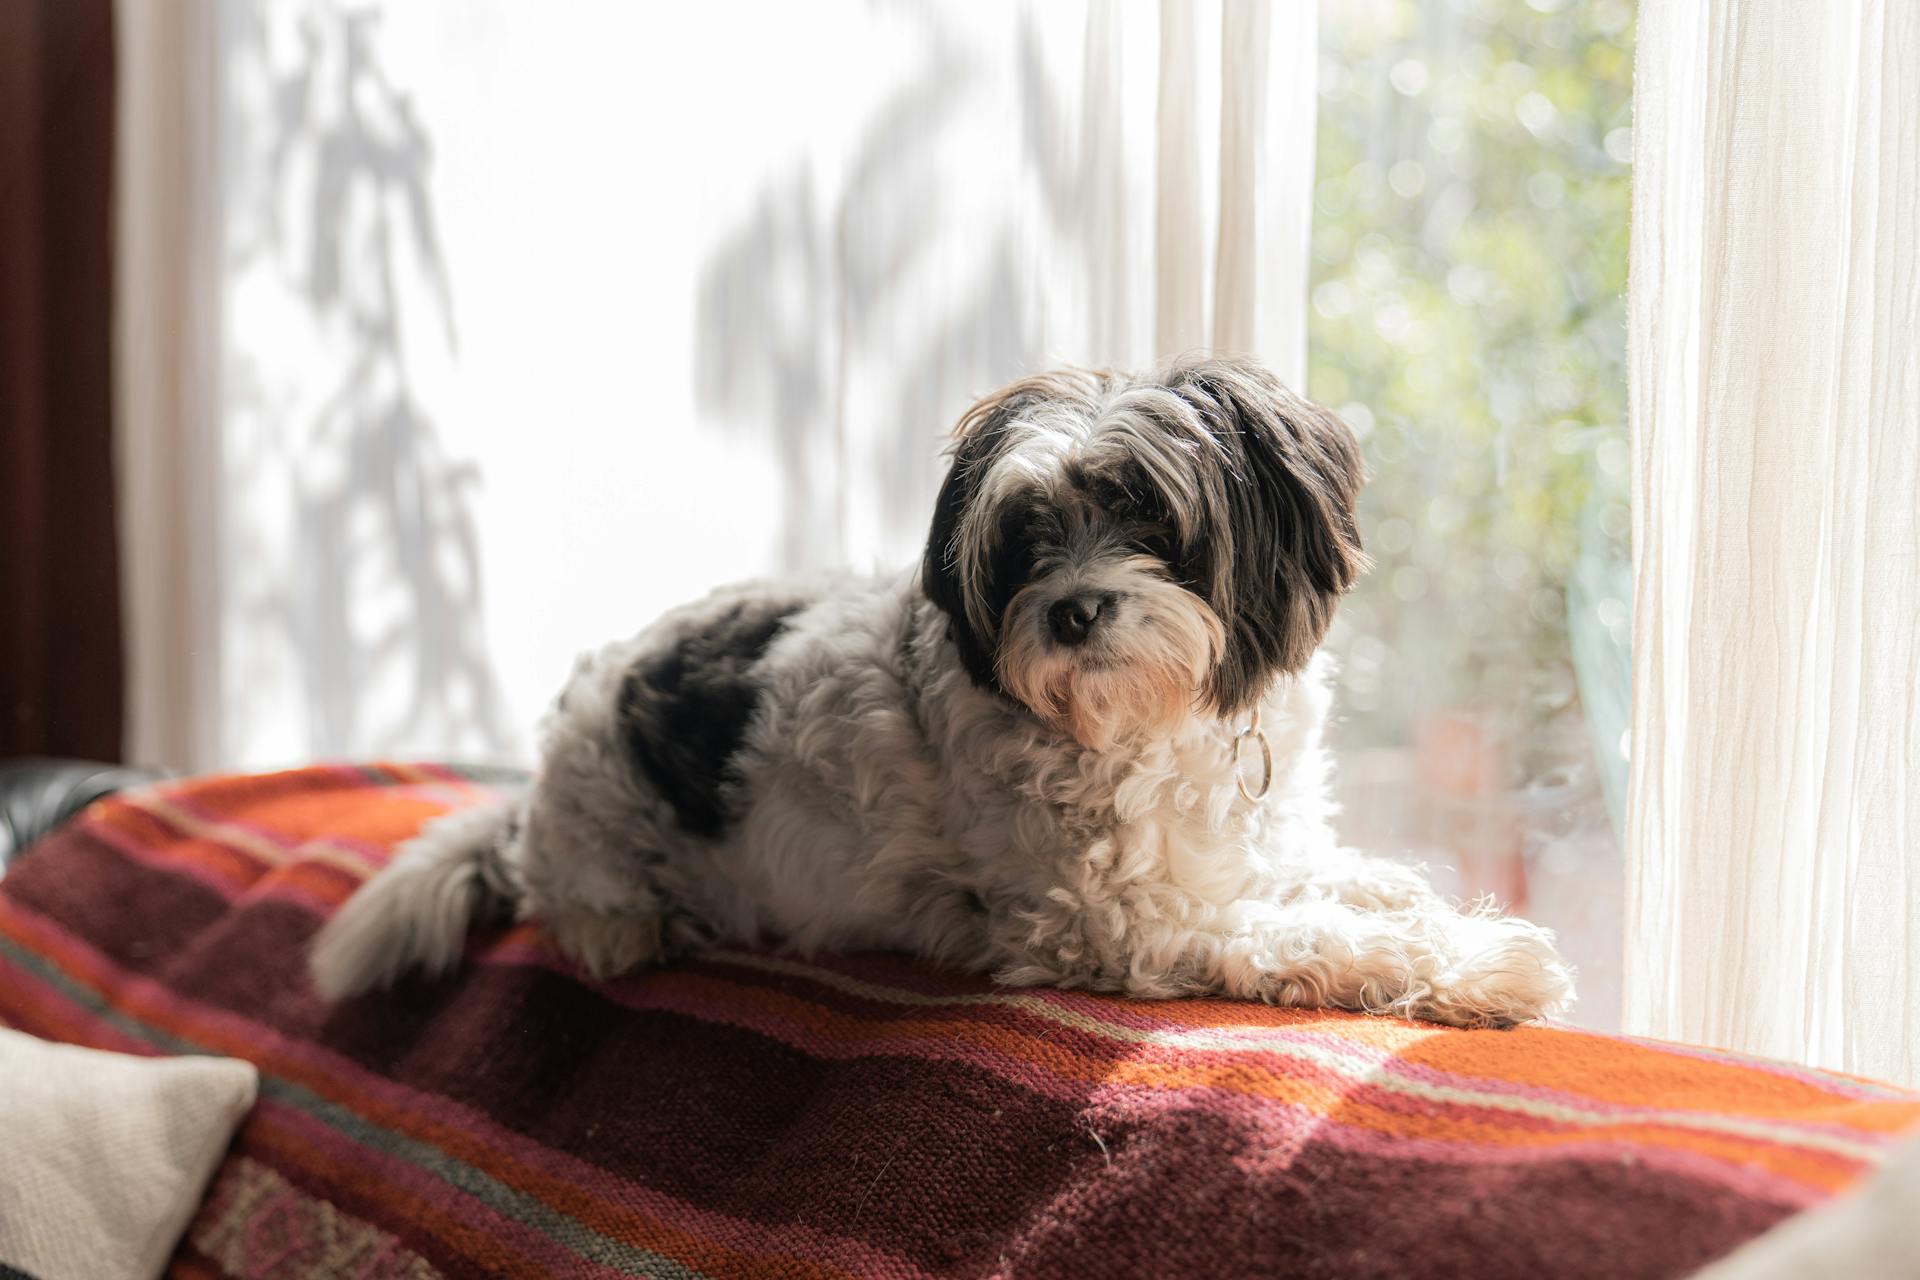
1017 512 1063 551
1133 526 1179 564
985 539 1039 614
1009 542 1039 584
1088 477 1133 514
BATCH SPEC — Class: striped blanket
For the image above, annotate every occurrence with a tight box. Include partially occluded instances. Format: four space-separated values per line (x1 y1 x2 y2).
1 766 1915 1280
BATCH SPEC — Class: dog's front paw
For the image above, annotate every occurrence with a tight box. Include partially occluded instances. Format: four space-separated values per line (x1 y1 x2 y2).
545 909 663 981
1408 909 1575 1029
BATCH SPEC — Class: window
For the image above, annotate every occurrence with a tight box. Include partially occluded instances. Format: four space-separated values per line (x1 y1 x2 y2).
1310 0 1634 1029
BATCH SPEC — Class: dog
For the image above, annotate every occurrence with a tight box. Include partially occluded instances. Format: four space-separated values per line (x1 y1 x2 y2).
311 355 1574 1027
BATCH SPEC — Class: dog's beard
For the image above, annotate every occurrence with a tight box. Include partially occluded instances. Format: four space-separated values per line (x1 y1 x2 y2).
996 569 1225 751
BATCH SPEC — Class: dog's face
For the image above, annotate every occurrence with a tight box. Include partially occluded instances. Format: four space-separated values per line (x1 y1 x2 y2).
921 356 1368 750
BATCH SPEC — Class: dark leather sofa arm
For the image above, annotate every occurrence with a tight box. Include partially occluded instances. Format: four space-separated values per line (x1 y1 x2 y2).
0 758 167 873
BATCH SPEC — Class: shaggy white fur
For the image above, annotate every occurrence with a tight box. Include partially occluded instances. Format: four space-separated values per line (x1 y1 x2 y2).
311 356 1574 1028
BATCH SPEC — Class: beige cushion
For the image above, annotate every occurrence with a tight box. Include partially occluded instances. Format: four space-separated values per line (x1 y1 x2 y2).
0 1028 257 1280
1692 1133 1920 1279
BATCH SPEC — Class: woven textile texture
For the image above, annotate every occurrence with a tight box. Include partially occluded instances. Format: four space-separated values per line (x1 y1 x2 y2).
0 765 1916 1280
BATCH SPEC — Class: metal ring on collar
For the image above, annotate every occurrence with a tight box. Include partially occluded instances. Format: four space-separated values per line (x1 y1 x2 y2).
1233 707 1273 803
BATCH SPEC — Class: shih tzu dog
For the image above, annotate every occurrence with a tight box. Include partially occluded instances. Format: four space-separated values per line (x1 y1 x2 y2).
312 355 1573 1027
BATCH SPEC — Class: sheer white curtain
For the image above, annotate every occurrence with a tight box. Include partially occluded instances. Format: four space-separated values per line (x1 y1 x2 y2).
1627 0 1920 1084
113 1 1318 773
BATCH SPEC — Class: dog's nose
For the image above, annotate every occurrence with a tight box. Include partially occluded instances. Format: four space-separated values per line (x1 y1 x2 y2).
1047 594 1107 646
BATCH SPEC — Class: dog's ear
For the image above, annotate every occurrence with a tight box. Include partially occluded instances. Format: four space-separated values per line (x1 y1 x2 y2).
921 385 1025 689
1165 356 1369 713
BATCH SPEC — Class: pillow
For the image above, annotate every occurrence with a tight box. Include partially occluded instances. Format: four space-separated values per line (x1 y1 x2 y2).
1693 1133 1920 1279
0 1028 257 1280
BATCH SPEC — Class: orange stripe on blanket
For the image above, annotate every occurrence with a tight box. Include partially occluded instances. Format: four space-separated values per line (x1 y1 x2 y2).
78 806 368 913
1388 1023 1919 1123
1051 993 1914 1117
121 785 457 871
87 802 276 888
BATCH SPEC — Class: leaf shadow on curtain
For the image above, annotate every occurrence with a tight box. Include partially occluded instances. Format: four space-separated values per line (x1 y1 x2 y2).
222 2 511 761
694 11 1071 571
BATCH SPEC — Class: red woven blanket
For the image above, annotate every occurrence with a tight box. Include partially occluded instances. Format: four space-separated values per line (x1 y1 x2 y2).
1 765 1915 1279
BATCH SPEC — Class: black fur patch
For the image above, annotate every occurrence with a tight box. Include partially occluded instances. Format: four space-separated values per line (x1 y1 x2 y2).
922 413 1020 690
1167 361 1368 712
618 598 805 836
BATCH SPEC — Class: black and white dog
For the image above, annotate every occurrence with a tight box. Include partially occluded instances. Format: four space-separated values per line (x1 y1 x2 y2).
312 356 1573 1027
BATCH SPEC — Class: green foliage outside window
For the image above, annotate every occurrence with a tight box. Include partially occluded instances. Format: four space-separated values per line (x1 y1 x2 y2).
1311 0 1634 814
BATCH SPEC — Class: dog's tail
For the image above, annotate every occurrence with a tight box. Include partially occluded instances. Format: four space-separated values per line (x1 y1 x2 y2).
309 798 524 1000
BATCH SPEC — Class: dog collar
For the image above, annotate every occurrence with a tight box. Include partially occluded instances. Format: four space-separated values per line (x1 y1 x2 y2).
1232 707 1274 802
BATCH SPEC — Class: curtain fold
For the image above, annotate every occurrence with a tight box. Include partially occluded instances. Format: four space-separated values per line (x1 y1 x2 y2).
1212 0 1315 387
1154 0 1206 360
113 0 221 771
1156 0 1316 387
1627 0 1920 1084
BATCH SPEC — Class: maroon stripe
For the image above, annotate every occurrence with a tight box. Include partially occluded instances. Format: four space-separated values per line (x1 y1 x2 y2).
166 1239 231 1279
997 1118 1794 1280
2 825 234 974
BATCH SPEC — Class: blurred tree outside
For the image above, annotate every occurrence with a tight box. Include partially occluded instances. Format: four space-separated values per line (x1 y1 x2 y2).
1310 0 1634 1025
